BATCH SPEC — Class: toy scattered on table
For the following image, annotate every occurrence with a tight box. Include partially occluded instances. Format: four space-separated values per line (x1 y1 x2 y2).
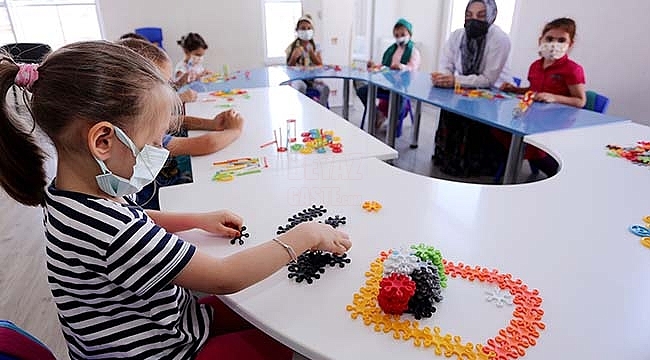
513 91 535 117
275 205 351 284
362 200 382 212
287 250 351 284
628 216 650 250
289 128 343 155
606 141 650 167
320 215 347 229
230 226 249 245
346 247 545 360
273 128 287 152
453 82 509 100
276 205 328 235
201 72 236 83
485 286 514 308
212 157 266 182
209 89 250 101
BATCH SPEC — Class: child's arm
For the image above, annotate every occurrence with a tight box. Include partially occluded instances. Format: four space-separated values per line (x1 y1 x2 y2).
173 222 352 294
183 109 241 131
164 130 241 156
308 46 323 66
500 83 530 95
287 44 303 66
534 84 586 108
145 210 243 237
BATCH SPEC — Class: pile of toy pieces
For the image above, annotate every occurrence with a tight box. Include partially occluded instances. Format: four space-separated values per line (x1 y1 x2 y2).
212 157 267 182
346 244 546 360
606 141 650 167
454 83 509 100
290 129 344 155
512 91 535 117
276 205 351 284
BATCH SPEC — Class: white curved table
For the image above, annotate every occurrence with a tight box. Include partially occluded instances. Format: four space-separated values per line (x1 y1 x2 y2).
184 86 397 184
160 120 650 359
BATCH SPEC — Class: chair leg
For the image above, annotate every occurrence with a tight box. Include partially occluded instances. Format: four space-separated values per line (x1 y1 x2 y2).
360 106 367 130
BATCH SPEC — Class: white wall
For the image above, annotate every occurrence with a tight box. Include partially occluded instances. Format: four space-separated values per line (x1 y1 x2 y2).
509 0 650 124
97 0 267 71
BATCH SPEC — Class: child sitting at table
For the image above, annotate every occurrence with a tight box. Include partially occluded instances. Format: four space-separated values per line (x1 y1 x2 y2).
286 14 330 107
175 32 211 86
0 40 351 360
496 18 586 177
118 38 244 209
355 18 421 129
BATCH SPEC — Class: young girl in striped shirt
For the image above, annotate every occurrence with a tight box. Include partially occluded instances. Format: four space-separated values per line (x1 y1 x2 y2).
0 41 351 360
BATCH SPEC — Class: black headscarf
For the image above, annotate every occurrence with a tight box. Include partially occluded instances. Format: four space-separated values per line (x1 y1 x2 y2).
461 0 498 75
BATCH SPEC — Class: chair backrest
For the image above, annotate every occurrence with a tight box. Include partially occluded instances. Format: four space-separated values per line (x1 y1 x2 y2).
0 43 51 64
584 90 610 114
0 320 56 360
135 27 164 49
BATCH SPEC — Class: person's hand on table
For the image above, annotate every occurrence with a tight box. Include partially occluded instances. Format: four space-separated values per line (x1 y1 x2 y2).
431 72 455 88
500 82 519 93
179 89 198 103
366 60 375 69
390 64 402 70
534 92 557 103
193 210 244 238
215 109 244 131
285 222 351 255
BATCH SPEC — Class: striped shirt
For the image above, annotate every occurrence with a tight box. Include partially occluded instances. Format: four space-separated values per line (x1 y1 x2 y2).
44 184 212 359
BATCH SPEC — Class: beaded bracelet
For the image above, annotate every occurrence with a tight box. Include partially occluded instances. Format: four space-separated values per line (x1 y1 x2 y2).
273 238 298 264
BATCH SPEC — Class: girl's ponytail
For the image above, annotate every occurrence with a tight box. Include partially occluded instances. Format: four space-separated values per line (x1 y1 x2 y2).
0 58 46 206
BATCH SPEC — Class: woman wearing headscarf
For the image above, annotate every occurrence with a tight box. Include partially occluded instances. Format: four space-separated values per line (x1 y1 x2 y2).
431 0 512 177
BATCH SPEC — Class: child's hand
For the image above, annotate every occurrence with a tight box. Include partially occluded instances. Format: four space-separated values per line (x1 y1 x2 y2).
291 46 303 61
215 109 244 130
500 82 518 93
287 222 351 255
195 210 244 238
534 92 556 103
390 64 402 70
431 73 454 88
179 89 198 103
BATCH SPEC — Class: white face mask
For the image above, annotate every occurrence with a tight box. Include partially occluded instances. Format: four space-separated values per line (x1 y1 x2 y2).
297 29 314 41
95 126 169 197
395 36 410 45
538 42 569 60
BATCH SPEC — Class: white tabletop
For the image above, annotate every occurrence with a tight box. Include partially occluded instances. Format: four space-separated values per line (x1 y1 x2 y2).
184 86 397 184
160 122 650 360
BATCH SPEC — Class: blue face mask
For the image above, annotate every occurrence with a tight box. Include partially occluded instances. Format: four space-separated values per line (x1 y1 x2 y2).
95 126 169 197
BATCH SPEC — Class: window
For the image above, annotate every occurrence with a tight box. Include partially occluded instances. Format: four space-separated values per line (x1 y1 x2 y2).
0 0 102 50
262 0 303 64
449 0 517 34
352 0 372 62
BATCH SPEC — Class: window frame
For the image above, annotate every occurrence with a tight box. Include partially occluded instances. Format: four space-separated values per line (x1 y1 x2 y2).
1 0 103 49
261 0 303 65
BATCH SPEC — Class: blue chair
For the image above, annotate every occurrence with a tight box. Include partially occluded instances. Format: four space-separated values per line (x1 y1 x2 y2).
135 27 164 49
305 87 329 108
584 90 610 114
360 94 414 138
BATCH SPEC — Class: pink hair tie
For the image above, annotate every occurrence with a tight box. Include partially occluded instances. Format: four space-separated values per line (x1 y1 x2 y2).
15 63 39 91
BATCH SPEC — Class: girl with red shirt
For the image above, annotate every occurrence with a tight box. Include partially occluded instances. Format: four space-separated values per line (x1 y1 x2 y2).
497 18 586 178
